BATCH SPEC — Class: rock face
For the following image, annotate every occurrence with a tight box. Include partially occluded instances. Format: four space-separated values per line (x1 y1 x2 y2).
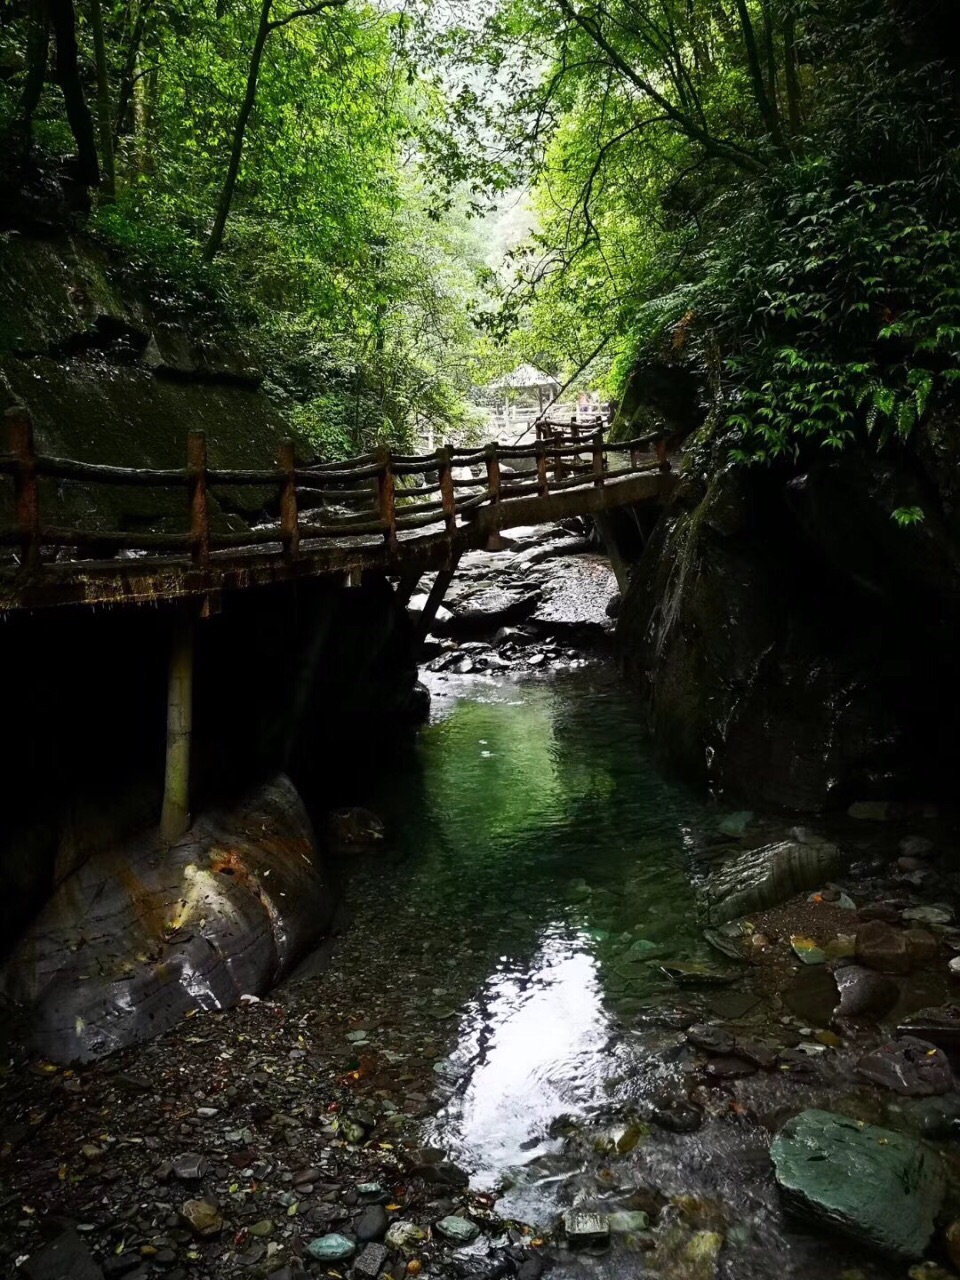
0 230 305 539
617 441 960 809
0 775 333 1063
698 833 839 925
770 1109 945 1258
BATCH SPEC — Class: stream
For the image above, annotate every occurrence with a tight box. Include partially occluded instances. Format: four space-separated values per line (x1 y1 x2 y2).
344 665 909 1280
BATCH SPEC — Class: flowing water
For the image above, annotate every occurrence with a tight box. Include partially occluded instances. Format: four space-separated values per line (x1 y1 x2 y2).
357 666 904 1279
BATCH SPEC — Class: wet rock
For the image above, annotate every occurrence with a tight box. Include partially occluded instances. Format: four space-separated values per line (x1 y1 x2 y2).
856 920 912 973
699 835 840 926
784 967 840 1026
945 1220 960 1270
385 1222 429 1251
901 836 935 858
833 965 899 1020
180 1198 223 1238
898 1006 960 1050
906 929 939 964
308 1234 358 1262
651 1100 704 1133
848 801 896 821
791 935 826 965
517 1254 545 1280
902 905 953 927
770 1109 944 1257
355 1244 390 1278
562 1212 610 1246
858 902 902 924
735 1039 778 1070
703 1056 757 1080
330 809 386 846
356 1205 389 1242
856 1037 953 1096
608 1211 650 1234
435 1216 480 1245
173 1153 209 1181
409 1160 469 1187
21 1229 104 1280
687 1025 735 1055
1 776 332 1064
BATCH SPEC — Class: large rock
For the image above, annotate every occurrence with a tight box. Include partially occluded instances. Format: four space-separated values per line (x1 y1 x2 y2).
698 833 840 925
0 775 333 1062
857 1037 953 1096
770 1109 945 1258
617 443 960 810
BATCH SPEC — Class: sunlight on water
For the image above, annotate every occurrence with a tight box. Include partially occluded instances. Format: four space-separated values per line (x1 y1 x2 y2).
371 668 715 1222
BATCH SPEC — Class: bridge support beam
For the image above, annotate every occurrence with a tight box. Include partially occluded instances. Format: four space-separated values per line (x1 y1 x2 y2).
593 512 631 596
415 552 461 652
160 614 194 844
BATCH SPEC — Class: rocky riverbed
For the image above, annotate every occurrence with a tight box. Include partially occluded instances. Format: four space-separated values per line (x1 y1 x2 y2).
5 526 960 1280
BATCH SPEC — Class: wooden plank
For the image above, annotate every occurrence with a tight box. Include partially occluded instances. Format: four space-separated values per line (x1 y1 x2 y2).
188 430 209 567
278 438 300 562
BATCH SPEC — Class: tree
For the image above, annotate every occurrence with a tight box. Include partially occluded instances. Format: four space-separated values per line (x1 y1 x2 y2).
202 0 349 261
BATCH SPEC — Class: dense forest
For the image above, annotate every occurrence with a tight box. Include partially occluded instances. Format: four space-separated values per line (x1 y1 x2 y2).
2 0 959 473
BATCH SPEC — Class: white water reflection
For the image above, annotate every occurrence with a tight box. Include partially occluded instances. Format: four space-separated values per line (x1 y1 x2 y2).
428 928 612 1213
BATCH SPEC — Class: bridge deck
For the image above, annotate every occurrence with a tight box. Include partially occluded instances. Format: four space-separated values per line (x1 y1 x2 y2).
0 412 678 612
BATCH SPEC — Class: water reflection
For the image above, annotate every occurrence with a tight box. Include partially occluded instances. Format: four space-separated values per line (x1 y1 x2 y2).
430 928 610 1201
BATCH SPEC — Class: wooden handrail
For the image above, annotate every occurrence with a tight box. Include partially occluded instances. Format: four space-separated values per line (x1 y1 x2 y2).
1 407 682 584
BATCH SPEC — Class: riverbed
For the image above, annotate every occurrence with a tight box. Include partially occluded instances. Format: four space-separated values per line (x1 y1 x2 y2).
4 653 959 1280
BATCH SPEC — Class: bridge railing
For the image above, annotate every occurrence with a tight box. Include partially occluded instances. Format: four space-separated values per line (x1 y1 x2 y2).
0 407 676 575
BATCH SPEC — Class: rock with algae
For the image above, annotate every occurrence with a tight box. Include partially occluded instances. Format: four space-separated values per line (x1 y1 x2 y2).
770 1109 944 1258
699 834 840 926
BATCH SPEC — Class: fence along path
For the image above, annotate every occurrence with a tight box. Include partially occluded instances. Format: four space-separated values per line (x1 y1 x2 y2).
0 408 679 612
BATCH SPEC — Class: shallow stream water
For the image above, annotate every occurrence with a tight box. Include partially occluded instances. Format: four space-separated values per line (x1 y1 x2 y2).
357 666 903 1279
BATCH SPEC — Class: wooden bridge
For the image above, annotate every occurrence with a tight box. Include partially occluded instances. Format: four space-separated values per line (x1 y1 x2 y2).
0 409 678 613
0 407 679 843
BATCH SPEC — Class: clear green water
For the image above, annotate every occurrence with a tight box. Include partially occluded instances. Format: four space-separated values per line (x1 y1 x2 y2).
370 667 715 1215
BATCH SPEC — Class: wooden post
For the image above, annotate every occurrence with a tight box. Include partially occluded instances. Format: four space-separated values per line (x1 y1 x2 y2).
187 430 209 567
438 445 456 537
535 441 548 496
656 437 671 472
160 614 194 844
7 406 40 572
593 429 605 488
630 445 641 469
552 429 565 482
485 442 500 506
278 438 300 561
376 447 398 552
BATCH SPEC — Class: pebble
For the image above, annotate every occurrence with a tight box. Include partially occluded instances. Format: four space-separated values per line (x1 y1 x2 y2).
355 1243 390 1278
435 1215 481 1245
563 1212 610 1245
172 1153 208 1181
356 1205 389 1241
307 1233 357 1262
385 1222 429 1251
179 1198 222 1238
902 905 953 927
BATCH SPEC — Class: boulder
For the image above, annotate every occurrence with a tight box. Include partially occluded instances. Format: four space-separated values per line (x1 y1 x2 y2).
833 965 899 1020
0 775 333 1063
770 1109 945 1258
698 834 840 926
856 920 912 973
857 1037 953 1096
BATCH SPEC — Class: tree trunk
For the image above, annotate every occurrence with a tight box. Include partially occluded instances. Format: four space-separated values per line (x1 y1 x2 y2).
49 0 100 186
732 0 783 147
114 0 152 143
203 0 273 261
783 6 803 134
11 0 50 157
89 0 116 200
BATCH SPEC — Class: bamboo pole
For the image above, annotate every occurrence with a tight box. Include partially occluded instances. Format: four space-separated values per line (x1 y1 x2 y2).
160 614 194 843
